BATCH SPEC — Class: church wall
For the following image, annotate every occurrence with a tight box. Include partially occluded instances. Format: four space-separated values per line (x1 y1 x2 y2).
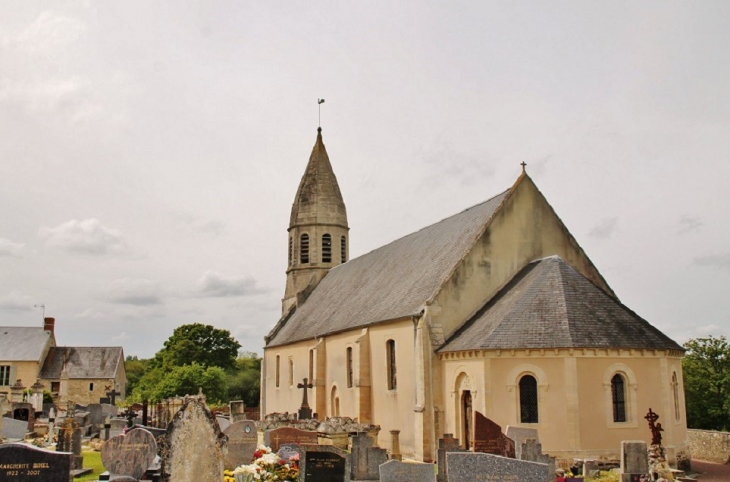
263 339 319 416
321 330 365 420
368 319 417 458
427 175 612 346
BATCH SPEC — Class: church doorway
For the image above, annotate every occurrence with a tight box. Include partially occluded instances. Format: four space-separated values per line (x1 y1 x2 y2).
461 390 472 449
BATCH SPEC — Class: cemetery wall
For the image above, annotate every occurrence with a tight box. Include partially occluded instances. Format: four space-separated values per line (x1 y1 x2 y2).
687 429 730 464
427 174 612 345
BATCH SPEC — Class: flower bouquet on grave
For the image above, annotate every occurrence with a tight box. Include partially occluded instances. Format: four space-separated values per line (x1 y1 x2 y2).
231 445 299 482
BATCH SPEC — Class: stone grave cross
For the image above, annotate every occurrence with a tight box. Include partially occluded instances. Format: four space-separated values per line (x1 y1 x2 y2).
297 377 313 420
105 388 121 405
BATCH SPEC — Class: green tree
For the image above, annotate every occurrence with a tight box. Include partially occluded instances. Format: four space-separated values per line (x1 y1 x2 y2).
227 351 261 407
153 323 241 370
124 356 150 396
683 335 730 430
151 363 228 403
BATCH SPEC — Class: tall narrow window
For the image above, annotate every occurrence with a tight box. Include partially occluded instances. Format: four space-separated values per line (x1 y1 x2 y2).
89 382 94 391
386 340 397 390
309 349 314 382
289 358 294 386
519 375 538 423
611 374 626 422
346 347 353 388
0 366 10 386
300 234 310 263
288 237 293 265
322 234 332 263
341 236 347 263
275 356 280 388
672 372 680 421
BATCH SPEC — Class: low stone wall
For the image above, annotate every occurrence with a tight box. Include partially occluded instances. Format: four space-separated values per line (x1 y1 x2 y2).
688 429 730 464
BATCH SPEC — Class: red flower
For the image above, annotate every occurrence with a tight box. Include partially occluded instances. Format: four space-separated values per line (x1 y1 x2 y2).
278 459 286 465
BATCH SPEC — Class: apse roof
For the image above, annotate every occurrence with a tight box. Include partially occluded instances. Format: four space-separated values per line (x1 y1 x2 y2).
439 255 683 352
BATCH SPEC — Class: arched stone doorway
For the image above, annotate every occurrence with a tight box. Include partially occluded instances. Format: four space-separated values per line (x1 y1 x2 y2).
461 390 472 449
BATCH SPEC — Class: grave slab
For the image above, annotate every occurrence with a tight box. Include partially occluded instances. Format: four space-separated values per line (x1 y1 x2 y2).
350 432 388 481
297 444 349 482
101 428 158 480
447 452 550 482
0 443 73 482
437 433 464 482
223 420 258 470
380 459 436 482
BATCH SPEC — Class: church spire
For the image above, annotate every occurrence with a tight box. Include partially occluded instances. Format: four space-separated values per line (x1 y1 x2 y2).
283 128 349 314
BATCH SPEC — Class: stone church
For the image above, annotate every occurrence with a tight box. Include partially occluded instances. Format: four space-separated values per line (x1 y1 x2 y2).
262 128 688 465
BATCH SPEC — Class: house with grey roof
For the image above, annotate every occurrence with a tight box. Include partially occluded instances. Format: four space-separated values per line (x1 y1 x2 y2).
261 129 688 467
0 318 56 400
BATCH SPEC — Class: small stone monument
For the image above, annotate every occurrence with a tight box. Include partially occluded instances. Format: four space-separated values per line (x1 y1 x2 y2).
296 378 313 420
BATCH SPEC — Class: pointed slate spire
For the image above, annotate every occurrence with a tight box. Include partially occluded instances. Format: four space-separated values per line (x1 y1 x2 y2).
289 128 348 229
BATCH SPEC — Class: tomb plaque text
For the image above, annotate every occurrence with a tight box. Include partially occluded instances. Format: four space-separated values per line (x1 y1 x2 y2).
0 444 72 482
305 451 346 482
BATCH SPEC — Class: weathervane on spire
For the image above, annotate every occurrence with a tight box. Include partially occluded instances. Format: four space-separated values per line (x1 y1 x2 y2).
318 98 325 128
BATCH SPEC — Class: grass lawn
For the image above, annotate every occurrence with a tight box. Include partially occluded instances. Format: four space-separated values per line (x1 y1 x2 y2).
76 450 105 482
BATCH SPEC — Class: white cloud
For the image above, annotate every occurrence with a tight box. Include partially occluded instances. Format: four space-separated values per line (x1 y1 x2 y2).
4 11 87 53
677 215 703 234
197 270 266 297
588 217 619 239
110 331 131 343
693 253 730 271
0 238 25 257
99 278 162 306
40 219 128 255
74 308 106 320
0 291 34 311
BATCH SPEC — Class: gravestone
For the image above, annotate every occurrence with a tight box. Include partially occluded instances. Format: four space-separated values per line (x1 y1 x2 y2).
57 415 83 470
584 459 599 478
447 452 550 482
162 397 226 482
1 417 28 440
379 459 436 482
520 439 555 482
437 433 464 482
88 404 104 427
101 428 158 480
101 403 118 418
278 443 300 462
229 400 246 423
472 411 515 458
350 432 388 480
298 444 349 482
223 420 258 470
505 426 539 460
216 416 230 431
621 440 649 482
265 426 318 453
0 443 72 482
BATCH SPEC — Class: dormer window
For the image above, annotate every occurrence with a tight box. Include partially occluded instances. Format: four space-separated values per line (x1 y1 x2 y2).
322 234 332 263
300 234 310 264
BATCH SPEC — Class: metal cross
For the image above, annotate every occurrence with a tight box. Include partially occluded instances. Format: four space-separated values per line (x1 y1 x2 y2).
520 161 527 172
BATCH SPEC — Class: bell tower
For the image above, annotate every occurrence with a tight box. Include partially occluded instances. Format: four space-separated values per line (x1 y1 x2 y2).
283 127 349 314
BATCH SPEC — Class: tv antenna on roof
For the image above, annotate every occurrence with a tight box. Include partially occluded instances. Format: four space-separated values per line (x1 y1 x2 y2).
318 98 325 128
34 303 45 319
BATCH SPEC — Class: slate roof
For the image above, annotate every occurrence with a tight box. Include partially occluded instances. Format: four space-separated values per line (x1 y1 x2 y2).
0 327 53 361
39 347 124 379
267 189 510 347
439 256 683 352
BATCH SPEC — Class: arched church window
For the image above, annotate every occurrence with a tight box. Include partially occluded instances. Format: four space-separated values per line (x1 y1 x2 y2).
386 340 397 390
275 355 280 388
322 234 332 263
300 234 310 263
611 374 627 422
288 237 293 265
346 347 354 388
672 372 680 421
341 236 347 263
519 375 538 423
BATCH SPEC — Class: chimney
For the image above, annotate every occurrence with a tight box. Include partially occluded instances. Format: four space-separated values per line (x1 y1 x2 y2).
44 317 55 334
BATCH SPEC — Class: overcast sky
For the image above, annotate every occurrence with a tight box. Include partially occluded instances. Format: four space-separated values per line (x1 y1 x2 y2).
1 1 729 359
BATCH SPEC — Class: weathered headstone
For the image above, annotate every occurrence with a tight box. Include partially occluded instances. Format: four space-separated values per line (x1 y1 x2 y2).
379 459 436 482
1 417 28 440
298 444 349 482
229 400 246 423
447 452 550 482
621 440 649 482
437 433 463 482
521 439 555 482
350 432 388 480
88 404 104 427
265 426 318 453
101 428 158 480
583 459 599 478
505 425 539 460
223 420 258 470
472 411 515 458
0 443 72 482
57 416 83 470
162 397 226 482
